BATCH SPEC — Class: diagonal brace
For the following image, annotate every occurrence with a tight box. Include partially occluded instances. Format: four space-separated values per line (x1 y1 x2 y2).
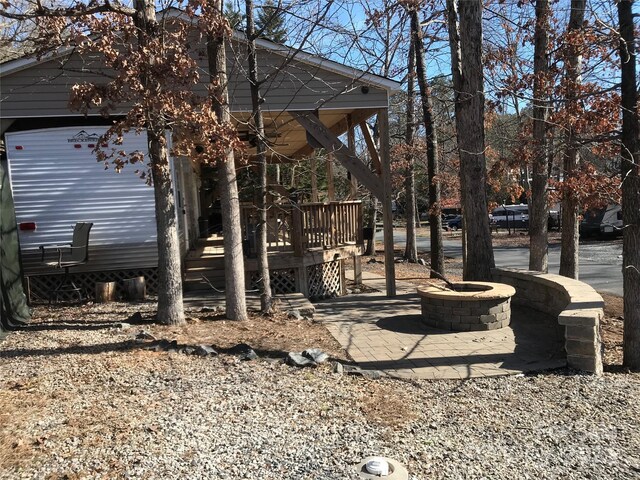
291 111 384 200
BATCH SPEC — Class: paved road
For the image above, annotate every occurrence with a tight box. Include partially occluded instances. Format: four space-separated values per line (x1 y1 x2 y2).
385 230 623 296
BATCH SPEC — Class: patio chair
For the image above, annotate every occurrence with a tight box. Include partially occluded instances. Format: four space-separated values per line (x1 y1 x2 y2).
39 222 93 302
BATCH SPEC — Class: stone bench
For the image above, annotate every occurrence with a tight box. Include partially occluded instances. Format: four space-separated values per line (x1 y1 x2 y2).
491 268 603 374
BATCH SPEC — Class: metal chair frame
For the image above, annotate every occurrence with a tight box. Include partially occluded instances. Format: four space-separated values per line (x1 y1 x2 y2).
39 222 93 303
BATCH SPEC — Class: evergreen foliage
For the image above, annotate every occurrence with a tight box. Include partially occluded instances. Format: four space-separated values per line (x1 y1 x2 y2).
256 0 287 43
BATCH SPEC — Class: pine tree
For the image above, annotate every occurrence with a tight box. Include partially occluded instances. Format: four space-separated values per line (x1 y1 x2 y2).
256 0 286 44
224 0 244 30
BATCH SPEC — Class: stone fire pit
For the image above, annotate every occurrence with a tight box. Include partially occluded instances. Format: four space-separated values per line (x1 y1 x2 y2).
417 281 516 332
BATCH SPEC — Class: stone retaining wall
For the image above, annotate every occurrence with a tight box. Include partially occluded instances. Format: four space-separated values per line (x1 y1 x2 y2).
491 268 603 374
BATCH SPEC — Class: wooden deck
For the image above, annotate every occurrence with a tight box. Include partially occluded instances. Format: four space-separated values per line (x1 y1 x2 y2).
184 201 365 296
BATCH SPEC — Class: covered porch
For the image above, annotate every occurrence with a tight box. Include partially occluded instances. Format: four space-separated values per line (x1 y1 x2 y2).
186 103 399 299
185 199 365 299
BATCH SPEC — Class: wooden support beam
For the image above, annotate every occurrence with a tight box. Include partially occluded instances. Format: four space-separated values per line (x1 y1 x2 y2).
310 156 319 202
347 115 358 198
290 108 376 159
326 154 335 201
291 111 384 200
378 108 396 297
291 206 304 257
359 121 382 175
353 256 362 284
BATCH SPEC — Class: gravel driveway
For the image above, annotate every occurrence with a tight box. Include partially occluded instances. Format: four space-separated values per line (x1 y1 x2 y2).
1 311 639 479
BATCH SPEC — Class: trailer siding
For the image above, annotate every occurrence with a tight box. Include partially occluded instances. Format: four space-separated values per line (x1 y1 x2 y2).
5 127 160 275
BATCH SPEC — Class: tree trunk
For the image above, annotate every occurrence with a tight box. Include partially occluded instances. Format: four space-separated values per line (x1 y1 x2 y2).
529 0 550 272
246 0 272 313
411 7 444 275
618 0 640 370
134 0 184 325
446 0 494 280
404 33 418 263
208 0 247 320
559 0 585 279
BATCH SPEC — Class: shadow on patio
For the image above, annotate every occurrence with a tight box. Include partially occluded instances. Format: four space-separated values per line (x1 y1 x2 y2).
315 288 566 380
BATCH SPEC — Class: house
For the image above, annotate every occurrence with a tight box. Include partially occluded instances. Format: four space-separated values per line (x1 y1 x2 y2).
0 14 401 301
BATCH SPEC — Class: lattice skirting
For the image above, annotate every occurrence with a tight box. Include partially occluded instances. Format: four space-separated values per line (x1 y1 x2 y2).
307 260 342 298
250 268 297 295
27 268 159 303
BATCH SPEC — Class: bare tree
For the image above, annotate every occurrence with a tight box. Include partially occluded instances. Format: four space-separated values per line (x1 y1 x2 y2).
559 0 586 279
446 0 494 280
409 3 444 275
528 0 551 272
404 33 418 263
618 0 640 370
245 0 272 313
208 0 248 320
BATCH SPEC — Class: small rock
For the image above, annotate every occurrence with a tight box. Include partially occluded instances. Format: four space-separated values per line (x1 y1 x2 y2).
287 310 303 320
352 288 361 294
127 312 143 324
228 343 258 361
264 357 284 365
143 342 164 352
200 306 219 313
183 346 196 355
241 350 258 361
286 352 316 368
195 345 218 356
343 365 382 380
116 322 132 330
418 258 427 266
303 348 329 364
135 330 156 341
333 361 344 374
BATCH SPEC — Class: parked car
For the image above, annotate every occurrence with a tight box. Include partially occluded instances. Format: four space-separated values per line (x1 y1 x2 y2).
445 215 463 231
580 205 623 237
491 204 529 229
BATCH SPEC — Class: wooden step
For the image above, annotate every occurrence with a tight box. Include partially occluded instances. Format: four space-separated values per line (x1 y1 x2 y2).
185 270 226 283
184 258 226 269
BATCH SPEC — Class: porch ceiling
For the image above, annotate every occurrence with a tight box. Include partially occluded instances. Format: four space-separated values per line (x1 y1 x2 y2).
232 107 378 162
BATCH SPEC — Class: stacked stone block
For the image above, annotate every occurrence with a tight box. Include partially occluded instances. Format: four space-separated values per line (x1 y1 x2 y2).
491 268 603 375
420 296 511 332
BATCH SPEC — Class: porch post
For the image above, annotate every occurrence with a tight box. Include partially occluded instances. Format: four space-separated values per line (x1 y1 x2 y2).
378 108 396 296
347 115 358 198
310 156 319 202
326 154 335 201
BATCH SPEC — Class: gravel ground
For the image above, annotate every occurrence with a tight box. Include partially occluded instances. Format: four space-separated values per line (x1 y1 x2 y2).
1 305 639 479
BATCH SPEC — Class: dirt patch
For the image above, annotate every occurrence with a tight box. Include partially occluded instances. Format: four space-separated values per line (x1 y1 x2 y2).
600 292 624 368
151 312 347 360
361 250 463 288
0 388 48 470
23 301 348 362
358 383 418 428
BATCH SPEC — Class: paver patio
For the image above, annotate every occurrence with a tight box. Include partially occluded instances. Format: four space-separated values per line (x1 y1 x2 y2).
315 271 566 379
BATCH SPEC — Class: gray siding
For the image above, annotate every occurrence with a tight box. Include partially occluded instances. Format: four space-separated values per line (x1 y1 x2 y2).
1 44 388 118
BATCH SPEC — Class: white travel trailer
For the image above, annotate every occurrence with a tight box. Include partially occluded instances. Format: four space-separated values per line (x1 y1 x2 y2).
4 127 199 298
580 204 623 237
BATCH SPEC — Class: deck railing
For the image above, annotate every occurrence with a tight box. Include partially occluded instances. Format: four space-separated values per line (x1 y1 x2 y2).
240 201 363 256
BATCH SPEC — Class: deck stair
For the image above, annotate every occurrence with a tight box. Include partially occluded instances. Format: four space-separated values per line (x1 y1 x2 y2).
184 236 226 292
